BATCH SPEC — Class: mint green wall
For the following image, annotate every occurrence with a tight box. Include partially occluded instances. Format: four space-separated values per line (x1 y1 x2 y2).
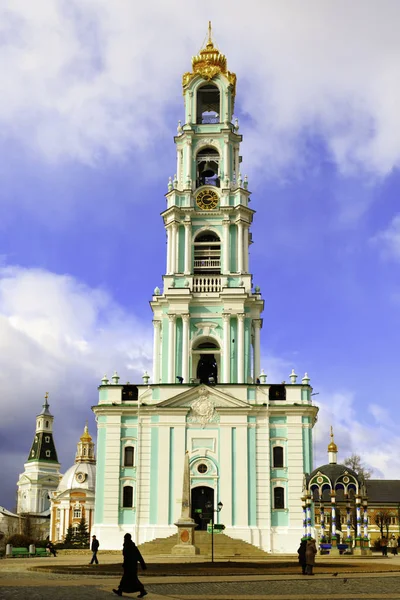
94 427 106 522
149 427 159 524
271 510 289 526
247 419 256 526
152 388 160 400
247 388 256 401
178 226 185 273
230 318 237 382
175 317 183 381
119 509 134 525
168 428 174 525
99 389 108 402
229 224 237 272
301 388 310 401
270 427 287 438
190 306 223 314
231 427 236 526
270 416 287 424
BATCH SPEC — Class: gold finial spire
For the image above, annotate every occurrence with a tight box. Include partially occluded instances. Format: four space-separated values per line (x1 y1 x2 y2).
45 392 49 401
208 21 212 45
328 426 338 452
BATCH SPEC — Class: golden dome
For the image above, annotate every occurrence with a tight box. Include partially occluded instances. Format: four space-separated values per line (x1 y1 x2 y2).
182 22 236 99
328 426 338 452
80 423 92 443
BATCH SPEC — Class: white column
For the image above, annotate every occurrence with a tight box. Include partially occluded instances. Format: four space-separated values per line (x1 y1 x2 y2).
152 320 161 384
224 139 229 182
253 319 261 382
167 315 176 383
222 313 230 383
182 314 190 383
237 221 244 273
184 221 191 274
186 139 192 185
234 147 239 182
244 225 249 273
237 313 245 384
223 219 230 274
171 223 178 274
177 148 182 187
166 226 172 274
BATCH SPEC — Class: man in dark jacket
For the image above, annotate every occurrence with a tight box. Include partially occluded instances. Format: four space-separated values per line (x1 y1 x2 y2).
90 535 100 565
112 533 147 598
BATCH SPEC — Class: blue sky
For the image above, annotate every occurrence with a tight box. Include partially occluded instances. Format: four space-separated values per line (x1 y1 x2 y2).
1 0 400 511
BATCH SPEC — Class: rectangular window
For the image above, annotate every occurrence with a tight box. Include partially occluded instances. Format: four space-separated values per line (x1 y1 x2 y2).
123 486 133 508
272 446 284 468
124 447 134 467
273 487 285 509
45 436 50 443
73 509 81 518
45 450 51 457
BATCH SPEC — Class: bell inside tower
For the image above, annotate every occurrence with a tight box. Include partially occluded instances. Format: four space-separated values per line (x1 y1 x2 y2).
196 147 220 187
196 83 220 124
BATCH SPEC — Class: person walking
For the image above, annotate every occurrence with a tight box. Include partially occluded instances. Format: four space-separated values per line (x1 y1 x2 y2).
90 535 100 565
46 541 57 557
380 536 388 557
297 539 307 575
390 535 398 556
305 538 317 575
112 533 147 598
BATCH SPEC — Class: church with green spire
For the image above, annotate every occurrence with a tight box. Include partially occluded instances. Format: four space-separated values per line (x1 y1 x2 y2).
17 394 61 515
92 25 319 553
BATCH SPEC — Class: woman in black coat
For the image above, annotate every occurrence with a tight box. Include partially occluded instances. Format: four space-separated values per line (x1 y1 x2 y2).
297 539 307 575
112 533 147 598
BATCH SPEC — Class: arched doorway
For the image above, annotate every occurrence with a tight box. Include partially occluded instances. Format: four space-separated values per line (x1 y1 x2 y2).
191 485 214 530
196 350 218 384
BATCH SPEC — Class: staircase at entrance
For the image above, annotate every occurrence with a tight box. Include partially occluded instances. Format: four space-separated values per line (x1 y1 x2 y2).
139 531 269 558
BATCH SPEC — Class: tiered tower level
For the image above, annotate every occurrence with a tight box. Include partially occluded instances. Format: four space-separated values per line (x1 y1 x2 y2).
93 27 319 553
152 26 260 385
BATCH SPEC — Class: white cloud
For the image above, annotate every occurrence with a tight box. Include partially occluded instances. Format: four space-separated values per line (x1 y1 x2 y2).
0 265 152 508
370 214 400 261
314 388 400 479
0 1 400 177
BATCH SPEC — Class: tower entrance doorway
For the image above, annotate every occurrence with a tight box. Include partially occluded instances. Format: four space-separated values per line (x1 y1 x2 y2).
191 486 214 530
196 354 218 384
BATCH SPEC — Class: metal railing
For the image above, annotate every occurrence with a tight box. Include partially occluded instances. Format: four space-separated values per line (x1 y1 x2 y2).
194 259 220 268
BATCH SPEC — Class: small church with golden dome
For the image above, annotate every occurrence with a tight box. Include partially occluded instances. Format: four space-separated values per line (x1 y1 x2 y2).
49 424 96 542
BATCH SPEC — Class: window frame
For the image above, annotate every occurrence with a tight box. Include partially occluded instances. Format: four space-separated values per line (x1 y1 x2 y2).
124 446 135 468
272 446 284 468
122 485 134 508
273 486 285 510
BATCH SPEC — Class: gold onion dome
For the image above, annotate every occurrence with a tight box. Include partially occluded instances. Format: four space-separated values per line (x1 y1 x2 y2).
182 21 236 101
328 426 338 452
80 423 92 442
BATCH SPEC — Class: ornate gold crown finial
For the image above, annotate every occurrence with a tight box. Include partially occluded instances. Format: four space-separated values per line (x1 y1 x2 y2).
45 392 49 400
328 426 338 452
182 22 236 102
80 421 92 442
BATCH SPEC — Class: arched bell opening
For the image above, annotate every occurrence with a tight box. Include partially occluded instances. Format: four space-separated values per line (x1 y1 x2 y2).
192 339 220 384
196 147 220 188
194 231 221 274
196 83 220 124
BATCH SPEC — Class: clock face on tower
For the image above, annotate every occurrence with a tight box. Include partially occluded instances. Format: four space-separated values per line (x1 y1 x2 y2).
196 189 219 210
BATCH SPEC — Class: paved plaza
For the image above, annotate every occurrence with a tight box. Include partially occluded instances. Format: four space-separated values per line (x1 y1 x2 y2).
2 554 400 599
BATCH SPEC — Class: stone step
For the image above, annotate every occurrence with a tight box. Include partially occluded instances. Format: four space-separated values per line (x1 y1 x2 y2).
138 531 269 557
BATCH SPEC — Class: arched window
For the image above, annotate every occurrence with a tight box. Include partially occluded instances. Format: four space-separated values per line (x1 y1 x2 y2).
273 446 284 468
73 507 82 518
274 487 285 509
196 83 220 124
194 231 221 274
45 421 49 428
123 485 133 508
124 447 134 467
196 147 220 187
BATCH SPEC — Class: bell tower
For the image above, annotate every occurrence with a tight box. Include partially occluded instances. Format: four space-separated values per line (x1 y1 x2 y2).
151 23 263 386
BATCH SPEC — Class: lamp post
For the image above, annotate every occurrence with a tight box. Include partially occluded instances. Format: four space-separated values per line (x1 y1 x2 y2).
205 500 223 563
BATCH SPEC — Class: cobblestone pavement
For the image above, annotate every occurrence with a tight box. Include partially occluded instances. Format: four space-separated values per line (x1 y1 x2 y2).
2 573 400 599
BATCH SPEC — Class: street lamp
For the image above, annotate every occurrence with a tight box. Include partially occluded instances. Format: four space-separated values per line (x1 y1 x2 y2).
205 500 223 563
